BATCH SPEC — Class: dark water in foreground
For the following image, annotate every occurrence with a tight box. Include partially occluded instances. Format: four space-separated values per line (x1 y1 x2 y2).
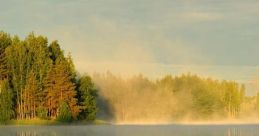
0 124 258 136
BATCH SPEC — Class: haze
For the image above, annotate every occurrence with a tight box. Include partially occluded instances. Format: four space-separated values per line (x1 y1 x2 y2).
1 0 259 94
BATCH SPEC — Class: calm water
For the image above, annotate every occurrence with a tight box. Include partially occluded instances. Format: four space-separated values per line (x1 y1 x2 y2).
0 124 258 136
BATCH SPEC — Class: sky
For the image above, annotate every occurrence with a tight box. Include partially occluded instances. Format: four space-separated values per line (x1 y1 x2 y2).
1 0 259 94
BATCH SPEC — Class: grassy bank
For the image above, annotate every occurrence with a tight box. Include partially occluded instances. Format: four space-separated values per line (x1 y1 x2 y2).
0 119 109 126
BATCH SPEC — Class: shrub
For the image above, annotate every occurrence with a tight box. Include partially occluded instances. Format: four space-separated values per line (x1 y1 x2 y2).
36 106 48 119
56 101 72 122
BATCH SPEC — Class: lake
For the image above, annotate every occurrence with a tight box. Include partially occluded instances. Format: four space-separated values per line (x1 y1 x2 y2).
0 124 258 136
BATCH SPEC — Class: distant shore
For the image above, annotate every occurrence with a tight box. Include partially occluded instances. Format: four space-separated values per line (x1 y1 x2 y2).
113 119 259 126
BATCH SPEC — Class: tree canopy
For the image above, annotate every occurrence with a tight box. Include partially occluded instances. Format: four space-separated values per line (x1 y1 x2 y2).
1 31 259 124
0 31 97 123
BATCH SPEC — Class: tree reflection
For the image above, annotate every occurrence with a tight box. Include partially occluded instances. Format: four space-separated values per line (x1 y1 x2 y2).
16 131 57 136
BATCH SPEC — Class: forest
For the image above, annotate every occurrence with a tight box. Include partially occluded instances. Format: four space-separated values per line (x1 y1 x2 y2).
94 73 247 123
0 31 97 123
1 31 259 124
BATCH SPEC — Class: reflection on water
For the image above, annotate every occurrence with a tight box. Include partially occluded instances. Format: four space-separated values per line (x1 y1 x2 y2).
17 131 48 136
227 128 241 136
0 124 258 136
227 128 248 136
226 127 254 136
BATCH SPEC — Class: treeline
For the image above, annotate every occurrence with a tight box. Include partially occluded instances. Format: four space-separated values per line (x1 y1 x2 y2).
2 31 259 124
93 72 247 122
0 31 97 123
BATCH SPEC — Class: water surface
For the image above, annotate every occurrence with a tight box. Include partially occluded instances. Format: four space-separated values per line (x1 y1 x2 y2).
0 124 258 136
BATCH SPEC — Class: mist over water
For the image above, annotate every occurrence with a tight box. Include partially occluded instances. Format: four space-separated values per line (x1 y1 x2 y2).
0 125 258 136
92 72 259 124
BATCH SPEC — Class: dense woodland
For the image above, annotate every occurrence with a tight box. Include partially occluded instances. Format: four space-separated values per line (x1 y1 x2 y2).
0 31 97 123
93 73 259 122
1 31 259 124
93 73 248 122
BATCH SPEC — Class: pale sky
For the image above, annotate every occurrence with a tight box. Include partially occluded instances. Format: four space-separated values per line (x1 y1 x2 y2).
1 0 259 94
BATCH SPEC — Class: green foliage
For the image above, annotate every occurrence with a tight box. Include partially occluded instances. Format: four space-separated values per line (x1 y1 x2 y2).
44 60 79 119
77 75 98 121
23 71 39 119
192 82 224 118
36 106 48 120
49 40 64 63
0 80 14 123
93 73 246 121
4 33 53 119
0 31 253 123
0 31 96 121
157 74 245 119
56 102 72 122
0 31 12 80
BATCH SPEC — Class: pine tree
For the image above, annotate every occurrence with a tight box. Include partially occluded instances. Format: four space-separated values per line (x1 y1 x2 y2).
23 71 39 119
0 80 14 123
0 31 12 80
25 33 52 111
44 60 79 119
77 75 98 121
48 41 64 64
65 53 77 82
5 40 28 119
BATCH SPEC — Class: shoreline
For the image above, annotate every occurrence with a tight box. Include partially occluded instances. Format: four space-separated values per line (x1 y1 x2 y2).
3 119 259 126
0 119 110 126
